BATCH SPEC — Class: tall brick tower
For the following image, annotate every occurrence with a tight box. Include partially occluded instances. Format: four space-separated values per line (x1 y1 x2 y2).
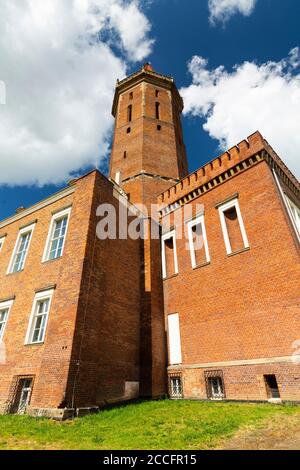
109 64 188 397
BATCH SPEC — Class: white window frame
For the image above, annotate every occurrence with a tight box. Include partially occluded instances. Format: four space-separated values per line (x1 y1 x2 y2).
167 313 182 365
187 214 210 268
0 236 6 252
42 207 71 262
7 223 36 274
285 195 300 236
218 198 249 255
25 289 54 345
161 230 178 279
0 299 13 342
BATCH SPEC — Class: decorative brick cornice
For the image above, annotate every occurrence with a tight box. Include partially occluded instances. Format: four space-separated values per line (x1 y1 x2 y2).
158 131 300 217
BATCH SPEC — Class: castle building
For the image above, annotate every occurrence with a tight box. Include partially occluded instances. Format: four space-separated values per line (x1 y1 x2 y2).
0 64 299 418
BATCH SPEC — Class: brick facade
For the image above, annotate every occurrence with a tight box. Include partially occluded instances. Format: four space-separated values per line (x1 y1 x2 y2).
0 65 299 417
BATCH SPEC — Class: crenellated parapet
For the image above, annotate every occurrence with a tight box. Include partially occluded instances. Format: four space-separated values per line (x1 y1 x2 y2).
158 131 300 216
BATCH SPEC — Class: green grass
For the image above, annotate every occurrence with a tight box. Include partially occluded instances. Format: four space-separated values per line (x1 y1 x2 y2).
0 400 299 450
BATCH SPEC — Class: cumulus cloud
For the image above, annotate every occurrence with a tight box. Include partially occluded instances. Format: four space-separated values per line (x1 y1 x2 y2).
180 48 300 178
208 0 257 24
0 0 153 186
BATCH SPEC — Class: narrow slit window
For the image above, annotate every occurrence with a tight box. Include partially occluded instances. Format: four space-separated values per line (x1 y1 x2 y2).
129 92 133 100
155 102 160 120
25 289 54 345
218 198 249 255
127 104 132 122
7 224 35 274
162 230 178 279
264 375 280 399
187 215 210 268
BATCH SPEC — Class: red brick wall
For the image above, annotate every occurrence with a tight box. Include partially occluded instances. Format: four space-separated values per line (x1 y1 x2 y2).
162 160 300 401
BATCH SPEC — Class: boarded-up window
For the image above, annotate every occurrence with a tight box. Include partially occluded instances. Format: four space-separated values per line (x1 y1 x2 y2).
168 313 182 365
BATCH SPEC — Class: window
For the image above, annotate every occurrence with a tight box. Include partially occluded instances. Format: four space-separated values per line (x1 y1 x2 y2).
167 313 182 365
129 92 133 100
155 102 160 120
187 214 210 268
127 104 132 122
42 207 71 262
127 127 131 134
25 289 54 344
285 195 300 236
205 371 225 400
218 198 249 255
9 376 34 414
161 230 178 279
264 375 280 399
0 236 6 252
155 90 159 98
0 299 13 341
7 224 35 274
169 376 183 398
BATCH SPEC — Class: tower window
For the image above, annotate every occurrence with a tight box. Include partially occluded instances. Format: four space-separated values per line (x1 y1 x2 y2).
123 151 127 159
129 92 133 100
157 125 161 131
127 127 131 134
155 90 159 97
155 102 160 120
127 104 132 122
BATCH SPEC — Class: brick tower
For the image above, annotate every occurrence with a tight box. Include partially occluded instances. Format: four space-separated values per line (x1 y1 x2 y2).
109 64 188 397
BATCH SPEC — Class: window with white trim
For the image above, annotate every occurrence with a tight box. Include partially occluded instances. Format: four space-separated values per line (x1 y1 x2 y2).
187 214 210 268
285 195 300 236
0 236 6 252
218 198 249 255
25 289 54 345
42 207 71 262
7 224 35 274
161 230 178 279
0 299 13 342
167 313 182 365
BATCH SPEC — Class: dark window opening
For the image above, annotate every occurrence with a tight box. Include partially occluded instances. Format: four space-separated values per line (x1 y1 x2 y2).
127 104 132 122
264 375 280 399
224 206 244 253
155 102 160 120
123 151 127 159
129 92 133 100
155 90 159 97
127 127 131 134
169 376 183 398
165 237 175 277
157 124 161 131
205 370 225 400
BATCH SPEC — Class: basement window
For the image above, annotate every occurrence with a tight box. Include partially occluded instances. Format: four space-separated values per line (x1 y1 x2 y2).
264 375 280 399
161 230 178 279
205 370 225 400
187 214 210 268
169 375 183 398
218 198 249 255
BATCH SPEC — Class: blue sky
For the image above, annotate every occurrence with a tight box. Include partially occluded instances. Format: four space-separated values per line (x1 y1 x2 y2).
0 0 300 220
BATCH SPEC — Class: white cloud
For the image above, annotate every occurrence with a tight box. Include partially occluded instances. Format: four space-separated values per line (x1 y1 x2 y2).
208 0 257 24
180 48 300 178
0 0 153 186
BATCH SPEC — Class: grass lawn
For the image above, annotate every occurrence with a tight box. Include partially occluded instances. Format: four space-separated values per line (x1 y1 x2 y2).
0 400 299 450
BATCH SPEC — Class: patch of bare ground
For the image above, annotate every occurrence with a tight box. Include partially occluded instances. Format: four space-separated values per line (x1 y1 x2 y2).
220 413 300 450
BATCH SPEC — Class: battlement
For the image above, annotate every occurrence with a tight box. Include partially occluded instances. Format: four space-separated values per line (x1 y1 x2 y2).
158 131 299 214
